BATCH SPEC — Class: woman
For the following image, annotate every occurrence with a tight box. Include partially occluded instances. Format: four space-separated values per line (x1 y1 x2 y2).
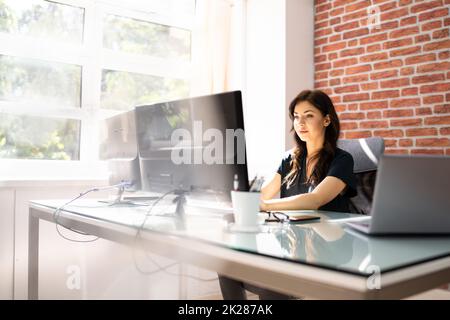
219 89 357 300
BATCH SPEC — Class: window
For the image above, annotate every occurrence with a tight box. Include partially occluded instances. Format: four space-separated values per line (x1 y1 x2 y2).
0 0 194 162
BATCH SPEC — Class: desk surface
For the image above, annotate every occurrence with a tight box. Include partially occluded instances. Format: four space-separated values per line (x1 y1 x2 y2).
30 199 450 277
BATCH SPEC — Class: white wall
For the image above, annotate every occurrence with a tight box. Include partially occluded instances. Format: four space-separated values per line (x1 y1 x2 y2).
244 0 314 179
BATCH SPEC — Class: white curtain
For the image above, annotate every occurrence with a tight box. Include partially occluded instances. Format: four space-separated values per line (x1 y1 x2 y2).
190 0 244 96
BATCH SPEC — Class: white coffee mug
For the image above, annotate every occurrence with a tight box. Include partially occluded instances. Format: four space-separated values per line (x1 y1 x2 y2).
231 191 261 229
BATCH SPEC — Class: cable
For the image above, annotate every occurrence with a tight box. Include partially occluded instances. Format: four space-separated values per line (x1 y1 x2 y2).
132 189 218 282
53 182 133 243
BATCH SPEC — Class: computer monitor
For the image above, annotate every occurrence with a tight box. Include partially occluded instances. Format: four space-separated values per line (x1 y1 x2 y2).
135 91 249 201
99 109 141 193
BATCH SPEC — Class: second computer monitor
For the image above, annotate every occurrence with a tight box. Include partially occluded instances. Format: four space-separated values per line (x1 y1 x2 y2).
135 91 249 197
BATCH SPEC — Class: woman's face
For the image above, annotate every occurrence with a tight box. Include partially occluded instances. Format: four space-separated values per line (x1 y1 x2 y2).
293 101 330 143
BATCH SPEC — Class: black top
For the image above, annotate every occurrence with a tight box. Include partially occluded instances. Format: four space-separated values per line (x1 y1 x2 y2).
277 148 357 212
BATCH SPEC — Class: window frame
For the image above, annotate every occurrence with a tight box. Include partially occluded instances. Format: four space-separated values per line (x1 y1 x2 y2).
0 0 194 177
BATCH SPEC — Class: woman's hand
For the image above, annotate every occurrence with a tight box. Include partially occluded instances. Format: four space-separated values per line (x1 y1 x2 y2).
259 200 269 212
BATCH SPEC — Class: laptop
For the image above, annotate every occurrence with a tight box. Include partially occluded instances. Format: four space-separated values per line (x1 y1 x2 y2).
345 155 450 235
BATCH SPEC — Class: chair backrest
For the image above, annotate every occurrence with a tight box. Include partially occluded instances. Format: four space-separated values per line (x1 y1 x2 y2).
337 137 385 215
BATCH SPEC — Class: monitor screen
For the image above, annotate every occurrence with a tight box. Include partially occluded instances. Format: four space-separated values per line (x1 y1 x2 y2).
135 91 249 198
99 110 141 191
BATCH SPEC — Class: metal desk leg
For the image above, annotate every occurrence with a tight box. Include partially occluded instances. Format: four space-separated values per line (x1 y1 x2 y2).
28 209 39 300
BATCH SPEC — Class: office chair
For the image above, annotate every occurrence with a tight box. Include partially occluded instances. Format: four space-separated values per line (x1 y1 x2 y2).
337 137 385 215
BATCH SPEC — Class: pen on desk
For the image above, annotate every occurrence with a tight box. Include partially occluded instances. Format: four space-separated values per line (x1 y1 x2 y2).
248 175 258 192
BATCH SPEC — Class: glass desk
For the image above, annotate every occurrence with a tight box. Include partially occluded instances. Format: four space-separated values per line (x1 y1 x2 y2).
28 199 450 299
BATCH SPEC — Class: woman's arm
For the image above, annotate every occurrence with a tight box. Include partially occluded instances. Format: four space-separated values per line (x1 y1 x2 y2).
260 173 282 200
260 176 346 211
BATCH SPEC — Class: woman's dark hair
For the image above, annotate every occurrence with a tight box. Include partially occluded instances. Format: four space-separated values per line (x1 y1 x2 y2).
283 89 340 189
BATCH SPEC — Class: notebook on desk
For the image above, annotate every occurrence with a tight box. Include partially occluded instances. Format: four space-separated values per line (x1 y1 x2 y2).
345 155 450 235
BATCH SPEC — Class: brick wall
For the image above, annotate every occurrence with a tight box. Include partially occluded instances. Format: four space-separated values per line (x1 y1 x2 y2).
314 0 450 155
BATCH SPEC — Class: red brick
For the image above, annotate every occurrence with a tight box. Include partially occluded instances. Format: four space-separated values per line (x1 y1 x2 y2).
374 129 404 138
360 120 389 129
329 52 339 60
401 87 418 96
345 64 372 75
423 95 445 104
316 12 329 22
359 33 388 45
381 8 409 21
400 16 417 26
333 0 348 7
411 149 444 155
411 0 444 13
343 74 369 84
415 34 431 43
412 74 446 84
359 101 388 110
367 111 382 119
342 9 367 22
424 40 450 52
361 82 379 90
400 67 415 76
389 26 420 38
330 17 341 25
390 46 421 57
379 1 398 11
316 2 332 13
434 104 450 113
343 93 370 102
315 21 329 30
316 62 332 71
445 17 450 26
333 58 358 68
315 28 332 38
331 34 343 43
380 78 410 88
334 21 360 32
405 53 436 65
315 54 327 63
419 8 449 22
433 28 450 39
390 119 422 127
315 80 328 88
345 131 372 139
417 138 450 147
425 115 450 125
372 90 400 99
340 122 358 130
420 82 450 94
335 104 346 112
330 69 345 77
439 51 450 60
385 149 409 155
367 44 382 52
330 78 341 86
340 47 365 57
330 7 345 17
360 52 389 62
421 20 442 31
334 85 360 93
339 112 366 120
348 103 358 111
447 93 450 102
345 0 371 13
440 127 450 135
315 71 328 80
383 38 413 49
383 109 414 118
406 128 438 136
343 28 369 39
371 70 399 80
384 139 398 148
416 107 433 115
323 42 347 53
417 62 450 73
374 59 403 70
399 139 413 147
390 98 420 108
